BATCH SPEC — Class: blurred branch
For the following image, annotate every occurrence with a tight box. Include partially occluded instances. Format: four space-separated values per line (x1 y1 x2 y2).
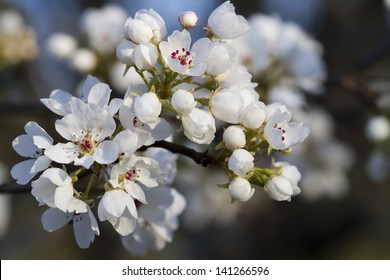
327 37 390 107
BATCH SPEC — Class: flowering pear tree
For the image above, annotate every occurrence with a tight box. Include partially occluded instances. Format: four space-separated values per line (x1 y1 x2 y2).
10 1 310 256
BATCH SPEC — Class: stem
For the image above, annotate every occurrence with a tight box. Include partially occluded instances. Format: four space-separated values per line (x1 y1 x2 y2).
81 164 101 200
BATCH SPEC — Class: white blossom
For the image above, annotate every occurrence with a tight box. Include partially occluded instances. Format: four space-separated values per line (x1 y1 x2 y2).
45 102 119 169
31 168 77 212
265 104 310 150
208 1 250 39
159 29 211 76
121 187 186 256
119 90 171 146
11 122 53 185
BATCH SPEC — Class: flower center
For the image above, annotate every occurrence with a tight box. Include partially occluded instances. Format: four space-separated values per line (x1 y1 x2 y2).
171 48 193 67
273 123 286 142
79 134 96 154
124 167 140 181
35 148 45 158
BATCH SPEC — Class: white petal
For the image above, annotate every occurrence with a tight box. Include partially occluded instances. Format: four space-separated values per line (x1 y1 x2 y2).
138 205 165 223
94 141 119 164
112 209 137 236
148 118 172 142
73 211 97 249
102 190 126 217
119 105 136 130
25 121 53 143
45 143 78 164
30 156 51 173
123 191 138 219
55 114 85 142
107 98 123 116
124 181 146 204
31 176 56 207
12 135 35 157
88 83 111 108
40 168 72 192
54 185 74 212
33 135 53 149
81 75 100 101
113 130 138 155
41 90 73 116
121 229 148 256
67 197 88 213
41 208 72 232
11 159 37 185
74 154 94 169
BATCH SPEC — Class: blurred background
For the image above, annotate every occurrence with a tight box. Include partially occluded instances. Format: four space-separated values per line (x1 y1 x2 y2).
1 0 390 259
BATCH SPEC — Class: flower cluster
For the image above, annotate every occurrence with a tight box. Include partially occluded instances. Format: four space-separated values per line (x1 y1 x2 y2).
228 14 355 200
11 1 309 254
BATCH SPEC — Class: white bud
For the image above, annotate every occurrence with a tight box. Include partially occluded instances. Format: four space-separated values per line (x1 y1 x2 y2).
171 89 196 115
132 42 159 70
229 177 254 202
208 1 250 39
134 92 161 123
240 103 266 129
265 176 294 201
179 11 198 29
228 148 254 177
223 125 246 151
209 89 244 124
365 116 390 142
116 39 136 66
124 18 153 44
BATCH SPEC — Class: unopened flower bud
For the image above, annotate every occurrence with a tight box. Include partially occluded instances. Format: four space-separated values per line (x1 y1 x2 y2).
223 125 246 151
228 148 254 177
132 42 159 70
265 176 294 201
172 89 196 115
229 177 254 202
179 11 198 29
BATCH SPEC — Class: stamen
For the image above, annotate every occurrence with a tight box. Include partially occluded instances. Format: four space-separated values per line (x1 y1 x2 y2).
171 48 193 67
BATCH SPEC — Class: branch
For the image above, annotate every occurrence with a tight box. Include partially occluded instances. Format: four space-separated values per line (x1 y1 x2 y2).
146 140 216 167
326 37 390 108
